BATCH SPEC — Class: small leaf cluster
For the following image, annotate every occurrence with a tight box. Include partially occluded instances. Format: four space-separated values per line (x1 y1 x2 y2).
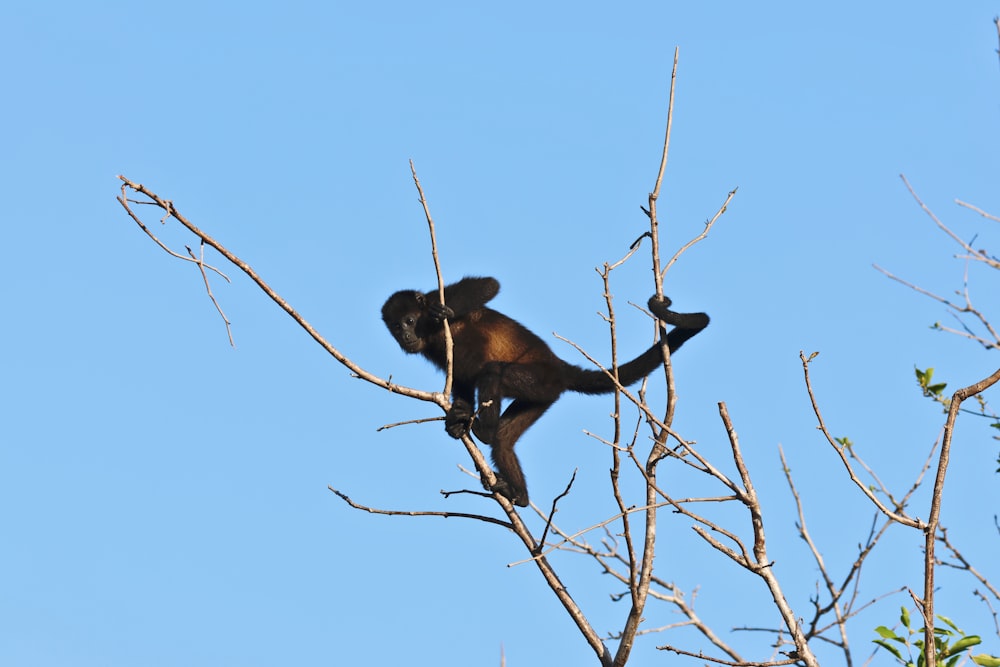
915 367 1000 471
873 606 999 667
916 367 949 406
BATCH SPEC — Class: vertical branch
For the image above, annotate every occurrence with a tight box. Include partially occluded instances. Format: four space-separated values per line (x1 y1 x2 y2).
720 403 820 667
409 161 454 400
406 164 616 666
921 367 1000 667
648 46 679 299
614 50 680 667
778 445 854 665
596 250 644 605
995 16 1000 69
599 264 635 573
648 48 681 429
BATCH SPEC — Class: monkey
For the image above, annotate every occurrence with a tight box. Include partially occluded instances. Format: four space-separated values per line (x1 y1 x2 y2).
381 276 709 507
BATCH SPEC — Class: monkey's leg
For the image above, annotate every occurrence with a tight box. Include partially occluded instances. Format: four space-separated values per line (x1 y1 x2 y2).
470 363 562 506
471 362 562 443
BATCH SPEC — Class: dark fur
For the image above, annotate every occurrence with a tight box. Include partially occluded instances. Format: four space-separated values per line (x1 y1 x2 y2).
381 276 708 506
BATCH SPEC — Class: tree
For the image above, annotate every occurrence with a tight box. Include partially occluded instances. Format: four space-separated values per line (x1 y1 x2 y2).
116 45 999 667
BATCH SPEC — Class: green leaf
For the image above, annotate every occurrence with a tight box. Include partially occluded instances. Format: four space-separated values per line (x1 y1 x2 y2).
901 606 912 629
944 636 982 655
971 654 1000 666
876 626 900 639
936 615 961 633
874 639 906 662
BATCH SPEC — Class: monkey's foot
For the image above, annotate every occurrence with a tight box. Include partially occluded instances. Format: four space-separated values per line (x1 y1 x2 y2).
489 474 529 507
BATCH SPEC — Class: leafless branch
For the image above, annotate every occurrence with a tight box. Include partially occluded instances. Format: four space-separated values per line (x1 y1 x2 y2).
661 187 738 277
117 190 231 281
328 486 513 528
615 47 682 667
937 526 1000 603
376 415 445 431
117 176 438 404
956 198 1000 223
874 264 1000 351
409 160 455 398
900 175 1000 270
718 403 820 667
185 242 234 346
659 644 798 666
778 445 853 664
800 351 922 528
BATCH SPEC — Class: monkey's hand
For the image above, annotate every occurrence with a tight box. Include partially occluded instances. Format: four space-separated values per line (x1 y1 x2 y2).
444 399 474 439
428 302 455 322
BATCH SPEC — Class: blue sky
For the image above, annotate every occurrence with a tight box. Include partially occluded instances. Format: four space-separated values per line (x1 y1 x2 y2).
2 2 998 665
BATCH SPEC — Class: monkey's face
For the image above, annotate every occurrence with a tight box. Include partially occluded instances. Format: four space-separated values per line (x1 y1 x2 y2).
387 312 425 353
381 291 427 354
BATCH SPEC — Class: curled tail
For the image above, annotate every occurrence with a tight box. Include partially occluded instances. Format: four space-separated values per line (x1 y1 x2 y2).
566 295 709 395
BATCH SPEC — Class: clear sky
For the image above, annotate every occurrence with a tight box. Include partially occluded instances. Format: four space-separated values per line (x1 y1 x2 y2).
2 2 998 666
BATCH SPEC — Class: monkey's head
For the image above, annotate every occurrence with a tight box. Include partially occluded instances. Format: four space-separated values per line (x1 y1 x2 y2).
381 290 429 354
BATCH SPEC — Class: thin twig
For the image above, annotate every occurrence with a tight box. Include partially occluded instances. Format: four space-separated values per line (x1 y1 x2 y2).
956 199 1000 223
900 174 1000 270
937 526 1000 602
718 402 820 667
185 242 234 346
661 187 737 277
800 351 921 528
409 160 455 398
118 177 434 399
779 445 853 666
118 194 232 281
328 487 513 528
536 470 576 555
659 644 798 666
376 415 445 431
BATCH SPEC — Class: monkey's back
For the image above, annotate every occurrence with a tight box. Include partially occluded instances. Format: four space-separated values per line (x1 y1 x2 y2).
443 308 562 381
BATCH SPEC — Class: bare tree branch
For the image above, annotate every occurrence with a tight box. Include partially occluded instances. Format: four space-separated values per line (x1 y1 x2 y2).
800 351 922 528
328 486 514 528
956 198 1000 224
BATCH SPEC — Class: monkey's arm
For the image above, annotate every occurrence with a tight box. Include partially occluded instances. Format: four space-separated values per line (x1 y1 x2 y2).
428 276 500 320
